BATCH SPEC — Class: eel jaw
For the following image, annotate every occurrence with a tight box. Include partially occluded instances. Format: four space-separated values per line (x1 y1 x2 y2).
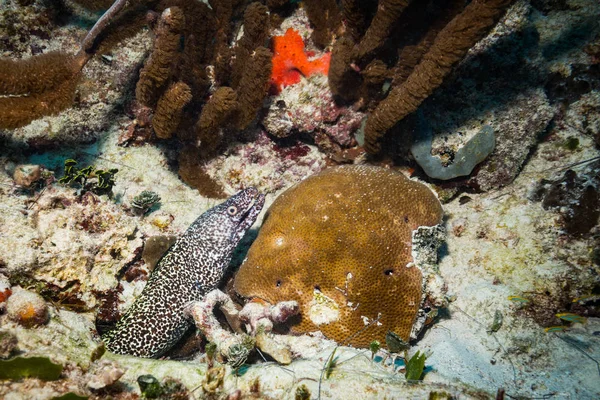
234 189 265 242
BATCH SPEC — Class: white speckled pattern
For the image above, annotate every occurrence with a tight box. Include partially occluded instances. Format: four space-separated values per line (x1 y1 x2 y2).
103 188 264 358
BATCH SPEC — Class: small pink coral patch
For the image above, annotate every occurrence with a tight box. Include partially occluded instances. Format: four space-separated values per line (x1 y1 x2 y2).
270 28 331 93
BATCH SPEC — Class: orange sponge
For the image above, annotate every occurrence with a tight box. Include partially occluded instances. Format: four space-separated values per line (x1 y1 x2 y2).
270 28 331 93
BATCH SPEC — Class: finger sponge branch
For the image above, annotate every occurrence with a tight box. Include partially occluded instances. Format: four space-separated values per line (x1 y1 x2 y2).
152 81 192 139
364 0 515 153
135 7 185 108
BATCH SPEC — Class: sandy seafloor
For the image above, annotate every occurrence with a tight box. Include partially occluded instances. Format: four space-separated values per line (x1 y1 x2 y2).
1 0 600 399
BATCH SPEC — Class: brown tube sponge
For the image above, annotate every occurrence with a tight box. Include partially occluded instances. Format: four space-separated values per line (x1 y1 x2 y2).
364 0 515 154
231 2 270 89
152 81 192 139
135 7 184 108
303 0 341 48
178 146 226 199
209 0 234 84
328 35 361 101
0 52 83 129
340 0 373 42
195 86 238 154
362 59 389 86
391 0 464 86
158 0 217 63
361 59 389 102
0 52 79 96
0 72 81 130
234 46 273 130
353 0 410 60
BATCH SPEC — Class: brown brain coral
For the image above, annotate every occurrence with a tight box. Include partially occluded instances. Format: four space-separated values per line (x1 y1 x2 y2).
234 165 443 348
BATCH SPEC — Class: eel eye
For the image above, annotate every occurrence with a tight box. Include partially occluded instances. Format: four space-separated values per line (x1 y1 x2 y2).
227 206 238 215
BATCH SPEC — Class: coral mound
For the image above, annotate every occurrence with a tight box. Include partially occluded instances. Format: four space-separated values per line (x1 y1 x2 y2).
270 28 331 93
234 165 443 348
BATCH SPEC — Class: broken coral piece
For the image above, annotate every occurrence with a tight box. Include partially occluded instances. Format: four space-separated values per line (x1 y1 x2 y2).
234 165 445 349
239 298 299 334
5 287 49 328
185 289 298 365
411 117 496 180
271 28 331 93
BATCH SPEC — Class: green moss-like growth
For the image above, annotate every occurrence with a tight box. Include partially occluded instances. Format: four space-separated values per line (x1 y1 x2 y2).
369 340 381 360
405 351 427 381
563 136 580 150
50 393 89 400
0 356 63 380
295 384 311 400
428 390 453 400
137 374 190 399
137 374 162 398
58 159 118 195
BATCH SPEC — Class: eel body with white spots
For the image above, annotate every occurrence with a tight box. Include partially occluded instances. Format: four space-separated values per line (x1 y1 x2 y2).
103 188 265 358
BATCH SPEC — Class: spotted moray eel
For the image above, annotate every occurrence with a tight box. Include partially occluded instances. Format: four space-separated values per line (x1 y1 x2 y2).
103 188 265 358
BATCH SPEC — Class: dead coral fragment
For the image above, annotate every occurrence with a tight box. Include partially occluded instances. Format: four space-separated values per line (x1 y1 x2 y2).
185 289 298 365
13 164 42 188
234 165 444 348
6 287 49 328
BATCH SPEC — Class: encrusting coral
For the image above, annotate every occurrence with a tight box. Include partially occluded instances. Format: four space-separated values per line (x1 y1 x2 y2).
234 165 444 349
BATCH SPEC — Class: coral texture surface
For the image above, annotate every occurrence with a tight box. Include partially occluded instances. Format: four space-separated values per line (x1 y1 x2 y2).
234 165 443 348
